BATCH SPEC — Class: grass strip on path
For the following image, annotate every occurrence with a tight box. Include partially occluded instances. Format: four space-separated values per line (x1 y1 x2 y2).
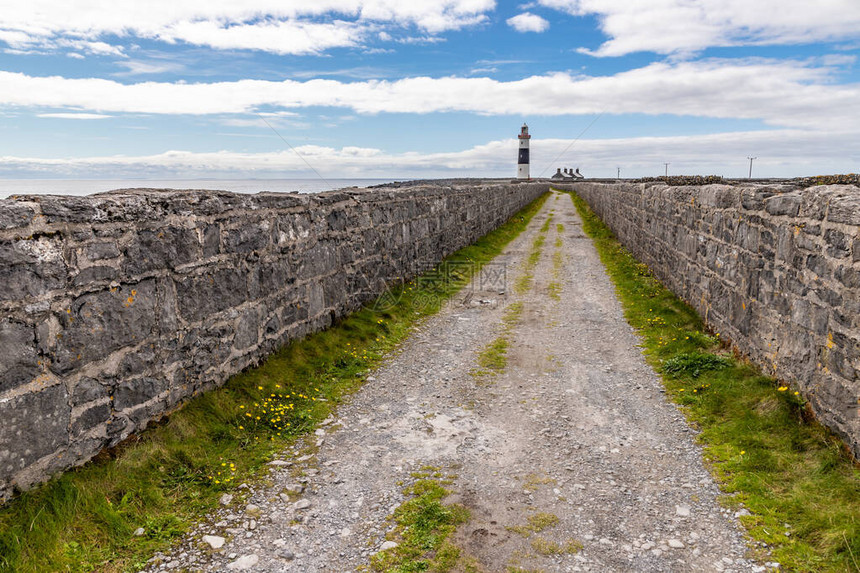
366 466 469 573
515 211 553 295
0 192 550 573
562 189 860 572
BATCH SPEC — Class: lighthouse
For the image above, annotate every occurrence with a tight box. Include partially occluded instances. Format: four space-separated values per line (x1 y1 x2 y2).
517 123 530 179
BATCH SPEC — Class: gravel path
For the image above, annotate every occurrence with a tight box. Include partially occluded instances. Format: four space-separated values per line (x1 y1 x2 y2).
142 191 771 572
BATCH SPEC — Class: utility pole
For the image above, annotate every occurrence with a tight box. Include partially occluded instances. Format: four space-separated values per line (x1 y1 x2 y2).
664 163 670 177
747 156 757 179
617 166 621 179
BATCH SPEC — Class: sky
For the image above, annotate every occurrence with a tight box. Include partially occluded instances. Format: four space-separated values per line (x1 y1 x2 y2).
0 0 859 180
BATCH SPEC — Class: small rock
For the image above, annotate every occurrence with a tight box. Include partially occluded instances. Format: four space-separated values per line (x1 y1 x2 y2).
668 539 685 549
202 535 226 549
294 499 312 511
227 554 259 570
133 527 145 537
380 541 398 551
676 505 691 517
278 550 296 560
268 460 291 467
219 494 233 506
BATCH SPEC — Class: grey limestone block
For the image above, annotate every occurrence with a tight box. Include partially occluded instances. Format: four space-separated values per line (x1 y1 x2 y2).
827 194 860 225
0 236 67 303
0 320 39 393
0 200 37 230
0 384 70 488
824 228 851 259
122 226 200 275
222 220 272 254
113 376 167 411
71 402 112 437
51 279 159 375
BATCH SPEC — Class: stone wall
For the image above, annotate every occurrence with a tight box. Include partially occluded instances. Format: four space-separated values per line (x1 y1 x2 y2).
0 182 547 500
557 182 860 455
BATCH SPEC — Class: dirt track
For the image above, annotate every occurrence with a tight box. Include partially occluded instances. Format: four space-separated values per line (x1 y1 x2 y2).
143 190 765 572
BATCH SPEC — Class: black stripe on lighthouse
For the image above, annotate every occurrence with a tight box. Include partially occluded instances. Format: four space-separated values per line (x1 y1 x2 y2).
518 148 529 164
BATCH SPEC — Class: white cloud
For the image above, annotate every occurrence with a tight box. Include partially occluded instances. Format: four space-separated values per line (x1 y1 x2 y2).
114 60 186 76
395 35 446 45
156 19 365 55
0 128 855 182
538 0 860 56
507 12 550 33
36 113 112 119
0 1 495 56
1 59 858 131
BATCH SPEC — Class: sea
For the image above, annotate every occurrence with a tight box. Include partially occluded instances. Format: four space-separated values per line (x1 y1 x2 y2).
0 178 405 200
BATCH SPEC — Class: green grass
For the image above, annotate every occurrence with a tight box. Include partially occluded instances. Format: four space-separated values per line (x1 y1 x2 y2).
471 302 524 381
515 218 551 295
368 472 470 573
477 337 509 371
506 512 559 537
663 353 732 379
530 537 581 556
0 192 550 573
563 189 860 572
539 214 554 234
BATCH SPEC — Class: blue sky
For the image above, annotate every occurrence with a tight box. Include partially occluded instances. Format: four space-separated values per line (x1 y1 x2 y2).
0 0 858 180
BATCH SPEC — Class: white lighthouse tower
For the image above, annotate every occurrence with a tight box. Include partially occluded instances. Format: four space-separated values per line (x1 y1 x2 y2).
517 123 530 179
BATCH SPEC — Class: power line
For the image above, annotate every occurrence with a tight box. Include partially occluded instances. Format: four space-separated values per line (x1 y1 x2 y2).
538 110 606 178
256 113 334 191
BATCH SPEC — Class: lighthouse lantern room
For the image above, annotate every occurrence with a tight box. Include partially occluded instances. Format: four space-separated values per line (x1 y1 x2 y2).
517 123 530 180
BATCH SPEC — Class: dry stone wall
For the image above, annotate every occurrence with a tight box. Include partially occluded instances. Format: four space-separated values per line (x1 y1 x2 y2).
0 182 547 500
557 182 860 456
